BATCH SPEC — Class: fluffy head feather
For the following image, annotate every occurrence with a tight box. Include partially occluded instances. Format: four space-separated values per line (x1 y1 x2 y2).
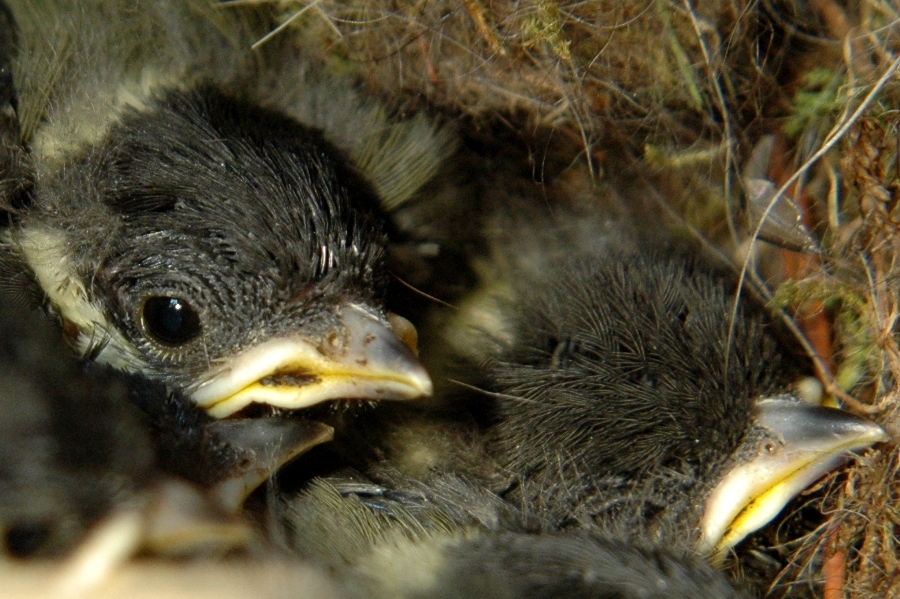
481 250 795 546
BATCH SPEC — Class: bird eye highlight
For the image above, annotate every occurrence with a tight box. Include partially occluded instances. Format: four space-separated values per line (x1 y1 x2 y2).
141 296 201 346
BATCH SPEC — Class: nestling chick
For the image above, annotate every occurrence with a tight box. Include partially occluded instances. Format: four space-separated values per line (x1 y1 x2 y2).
279 472 747 599
473 246 886 560
0 0 447 419
0 298 155 558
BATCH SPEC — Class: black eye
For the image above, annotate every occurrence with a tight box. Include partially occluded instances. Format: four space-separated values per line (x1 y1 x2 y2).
142 296 201 345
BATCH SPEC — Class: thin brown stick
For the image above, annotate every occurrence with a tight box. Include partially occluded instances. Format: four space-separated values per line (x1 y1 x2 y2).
461 0 507 57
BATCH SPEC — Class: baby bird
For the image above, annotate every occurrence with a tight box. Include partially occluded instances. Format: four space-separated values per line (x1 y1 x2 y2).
279 473 747 599
466 246 885 560
0 0 447 419
0 298 155 558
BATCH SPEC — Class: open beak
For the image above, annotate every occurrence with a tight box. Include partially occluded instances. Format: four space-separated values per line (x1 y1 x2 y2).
209 419 336 512
700 397 887 563
190 304 433 418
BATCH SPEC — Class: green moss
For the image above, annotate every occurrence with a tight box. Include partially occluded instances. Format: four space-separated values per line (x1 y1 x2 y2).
653 0 704 111
644 143 725 168
783 68 847 139
771 278 877 393
522 1 571 61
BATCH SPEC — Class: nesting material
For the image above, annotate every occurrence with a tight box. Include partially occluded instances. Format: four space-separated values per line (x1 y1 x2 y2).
261 0 773 152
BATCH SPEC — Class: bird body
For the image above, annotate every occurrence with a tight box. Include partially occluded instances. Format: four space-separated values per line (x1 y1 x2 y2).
353 530 747 599
0 298 155 557
279 472 748 599
375 161 886 561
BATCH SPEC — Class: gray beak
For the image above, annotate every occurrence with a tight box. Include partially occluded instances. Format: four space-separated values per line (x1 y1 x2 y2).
700 397 887 562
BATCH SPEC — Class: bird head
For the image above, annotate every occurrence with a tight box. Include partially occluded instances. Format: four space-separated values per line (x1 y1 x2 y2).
485 252 885 556
11 85 432 417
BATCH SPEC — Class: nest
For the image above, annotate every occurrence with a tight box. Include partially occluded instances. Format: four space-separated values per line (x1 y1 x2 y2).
257 0 783 153
254 0 900 596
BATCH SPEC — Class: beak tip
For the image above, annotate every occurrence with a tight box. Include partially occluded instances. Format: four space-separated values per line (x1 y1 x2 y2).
412 369 434 398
